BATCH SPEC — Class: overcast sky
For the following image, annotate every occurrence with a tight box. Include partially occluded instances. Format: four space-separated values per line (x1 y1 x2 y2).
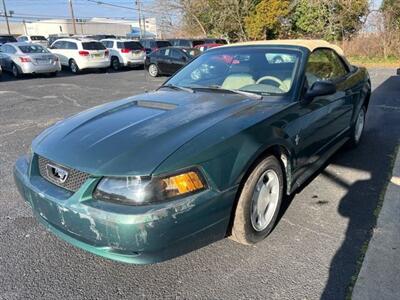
5 0 384 21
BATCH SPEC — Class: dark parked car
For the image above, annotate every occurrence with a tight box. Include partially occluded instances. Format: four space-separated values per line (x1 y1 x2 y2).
195 43 223 52
169 39 206 48
86 34 116 41
47 34 71 47
0 35 17 46
139 39 171 54
204 38 228 44
14 40 371 264
145 46 199 77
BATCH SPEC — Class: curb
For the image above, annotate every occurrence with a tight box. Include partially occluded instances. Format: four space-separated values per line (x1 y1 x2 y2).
352 146 400 299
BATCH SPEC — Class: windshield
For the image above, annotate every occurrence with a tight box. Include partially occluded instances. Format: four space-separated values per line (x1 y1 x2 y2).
167 47 301 95
156 41 171 48
82 42 106 50
18 44 49 53
119 41 142 50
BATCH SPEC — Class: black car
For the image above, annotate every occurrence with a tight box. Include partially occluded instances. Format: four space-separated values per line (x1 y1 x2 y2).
169 39 205 48
145 47 200 77
204 38 228 44
87 34 116 41
140 39 171 55
0 35 17 46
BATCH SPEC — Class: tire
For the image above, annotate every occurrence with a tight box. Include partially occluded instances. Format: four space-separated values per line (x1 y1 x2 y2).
12 63 21 78
148 63 159 77
69 59 80 74
231 155 284 245
111 57 120 71
347 106 366 148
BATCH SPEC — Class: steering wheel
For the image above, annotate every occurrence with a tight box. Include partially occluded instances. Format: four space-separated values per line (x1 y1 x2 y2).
256 75 284 87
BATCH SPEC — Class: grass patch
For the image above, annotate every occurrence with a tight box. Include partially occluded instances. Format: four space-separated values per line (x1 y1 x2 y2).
348 56 400 68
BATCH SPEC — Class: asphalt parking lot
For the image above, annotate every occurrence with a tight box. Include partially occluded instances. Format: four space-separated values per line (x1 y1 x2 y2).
0 68 399 300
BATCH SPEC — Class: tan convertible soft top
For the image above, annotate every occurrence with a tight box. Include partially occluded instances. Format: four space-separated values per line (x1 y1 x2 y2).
223 39 344 56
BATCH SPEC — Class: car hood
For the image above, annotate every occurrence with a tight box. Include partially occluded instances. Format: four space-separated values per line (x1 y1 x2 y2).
33 90 264 176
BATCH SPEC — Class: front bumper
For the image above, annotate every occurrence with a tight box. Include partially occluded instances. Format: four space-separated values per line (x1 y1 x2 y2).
14 155 235 264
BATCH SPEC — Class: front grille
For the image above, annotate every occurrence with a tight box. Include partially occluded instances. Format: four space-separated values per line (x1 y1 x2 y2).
37 156 90 192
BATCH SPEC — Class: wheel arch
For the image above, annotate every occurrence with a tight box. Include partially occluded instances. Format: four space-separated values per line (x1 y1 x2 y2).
226 143 294 236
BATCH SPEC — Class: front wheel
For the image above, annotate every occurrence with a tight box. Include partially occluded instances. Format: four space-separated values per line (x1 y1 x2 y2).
348 106 366 148
148 63 159 77
230 155 283 245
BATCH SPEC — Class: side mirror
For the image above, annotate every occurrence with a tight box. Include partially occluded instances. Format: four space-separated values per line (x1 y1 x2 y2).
304 81 336 103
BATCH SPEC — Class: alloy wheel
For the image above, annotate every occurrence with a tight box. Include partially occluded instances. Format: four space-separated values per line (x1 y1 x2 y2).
250 169 280 232
148 64 158 77
354 108 365 143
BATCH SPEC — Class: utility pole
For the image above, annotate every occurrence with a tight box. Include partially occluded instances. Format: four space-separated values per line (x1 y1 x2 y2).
1 0 10 35
135 0 142 39
68 0 77 35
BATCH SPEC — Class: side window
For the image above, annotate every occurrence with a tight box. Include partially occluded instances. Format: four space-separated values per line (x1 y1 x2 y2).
179 40 191 47
157 49 166 57
306 49 348 86
150 41 156 48
67 42 78 50
171 49 183 59
117 42 123 49
326 50 348 79
53 41 66 49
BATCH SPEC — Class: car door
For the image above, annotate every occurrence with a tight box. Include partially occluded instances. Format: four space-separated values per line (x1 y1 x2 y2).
50 41 67 65
156 48 171 74
170 49 188 73
291 48 352 177
1 45 16 71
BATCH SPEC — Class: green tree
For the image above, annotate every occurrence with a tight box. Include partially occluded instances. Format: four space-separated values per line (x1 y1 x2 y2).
244 0 291 40
291 0 369 41
381 0 400 30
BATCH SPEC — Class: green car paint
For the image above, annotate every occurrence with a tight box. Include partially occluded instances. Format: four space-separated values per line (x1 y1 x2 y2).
14 45 371 264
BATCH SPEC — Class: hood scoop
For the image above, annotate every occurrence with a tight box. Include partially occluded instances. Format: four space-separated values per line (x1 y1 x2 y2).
135 100 177 111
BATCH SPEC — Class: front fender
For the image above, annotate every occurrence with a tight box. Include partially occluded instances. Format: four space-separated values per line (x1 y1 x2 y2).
154 114 296 193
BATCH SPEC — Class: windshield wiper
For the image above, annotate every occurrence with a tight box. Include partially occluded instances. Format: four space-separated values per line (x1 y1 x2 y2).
196 85 263 100
158 84 195 93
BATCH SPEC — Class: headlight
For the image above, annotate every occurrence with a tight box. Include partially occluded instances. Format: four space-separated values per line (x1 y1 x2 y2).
93 169 207 205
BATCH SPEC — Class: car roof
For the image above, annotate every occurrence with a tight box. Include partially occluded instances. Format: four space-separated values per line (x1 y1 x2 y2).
222 39 344 56
101 39 140 42
8 42 43 46
53 38 98 43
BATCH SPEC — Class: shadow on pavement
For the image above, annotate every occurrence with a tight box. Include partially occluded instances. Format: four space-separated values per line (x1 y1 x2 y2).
319 75 400 299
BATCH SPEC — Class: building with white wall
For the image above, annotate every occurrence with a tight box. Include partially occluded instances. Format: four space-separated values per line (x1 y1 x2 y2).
1 17 158 38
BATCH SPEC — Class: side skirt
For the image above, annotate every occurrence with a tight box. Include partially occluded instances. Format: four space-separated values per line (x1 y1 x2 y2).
289 136 350 194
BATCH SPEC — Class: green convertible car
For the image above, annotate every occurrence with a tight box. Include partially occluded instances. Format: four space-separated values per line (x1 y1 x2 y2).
14 40 371 264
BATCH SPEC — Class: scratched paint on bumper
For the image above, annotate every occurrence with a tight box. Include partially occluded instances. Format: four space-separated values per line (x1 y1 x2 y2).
14 156 236 264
